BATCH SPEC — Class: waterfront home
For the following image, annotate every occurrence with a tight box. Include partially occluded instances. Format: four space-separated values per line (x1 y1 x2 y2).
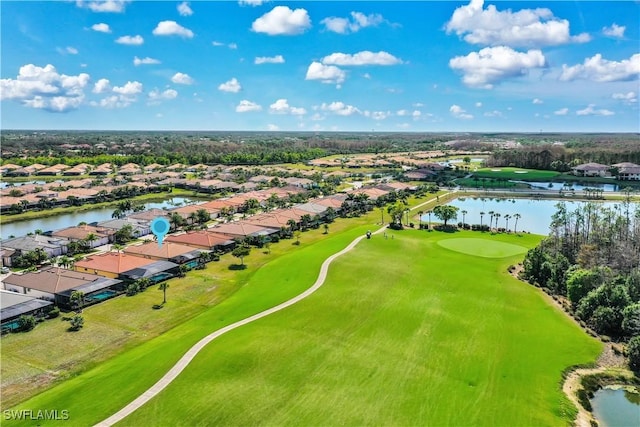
52 225 115 248
2 266 122 309
123 241 204 266
1 290 54 333
0 163 22 174
97 218 151 237
1 235 70 264
571 163 610 177
63 163 91 176
89 163 113 175
210 222 280 240
74 252 156 278
36 164 70 176
614 163 640 181
128 208 170 223
118 260 180 283
165 230 236 252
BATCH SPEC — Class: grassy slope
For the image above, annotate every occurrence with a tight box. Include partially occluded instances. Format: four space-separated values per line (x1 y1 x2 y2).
112 231 600 427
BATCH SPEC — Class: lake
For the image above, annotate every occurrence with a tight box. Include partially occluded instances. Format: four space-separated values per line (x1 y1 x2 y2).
511 180 621 192
591 387 640 427
1 197 200 239
420 197 624 235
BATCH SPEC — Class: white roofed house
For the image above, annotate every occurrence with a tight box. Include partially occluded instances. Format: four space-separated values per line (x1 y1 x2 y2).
571 163 610 177
613 163 640 181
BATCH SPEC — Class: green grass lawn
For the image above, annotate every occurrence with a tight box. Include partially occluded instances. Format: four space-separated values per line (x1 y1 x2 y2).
6 228 601 426
115 230 600 427
473 167 561 181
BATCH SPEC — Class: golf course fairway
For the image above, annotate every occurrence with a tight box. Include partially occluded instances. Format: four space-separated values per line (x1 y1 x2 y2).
116 230 600 426
6 229 601 426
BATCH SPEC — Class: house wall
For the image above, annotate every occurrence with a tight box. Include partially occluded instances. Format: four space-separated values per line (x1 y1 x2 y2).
2 284 55 301
74 265 118 278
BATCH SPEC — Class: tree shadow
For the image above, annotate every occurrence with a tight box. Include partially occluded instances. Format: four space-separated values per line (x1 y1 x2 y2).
228 264 247 270
152 303 164 310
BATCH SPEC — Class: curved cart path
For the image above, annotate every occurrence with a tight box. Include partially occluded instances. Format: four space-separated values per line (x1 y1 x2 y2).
95 194 446 427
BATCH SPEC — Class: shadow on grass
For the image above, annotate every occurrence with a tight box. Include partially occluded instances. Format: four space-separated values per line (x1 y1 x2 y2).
152 303 164 310
228 264 247 271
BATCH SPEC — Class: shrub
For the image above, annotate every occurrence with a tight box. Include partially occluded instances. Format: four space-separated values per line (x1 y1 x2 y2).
47 307 60 319
628 336 640 373
126 283 140 296
68 315 84 331
17 315 36 332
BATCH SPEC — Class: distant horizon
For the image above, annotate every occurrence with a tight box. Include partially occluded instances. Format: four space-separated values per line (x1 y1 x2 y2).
1 1 638 132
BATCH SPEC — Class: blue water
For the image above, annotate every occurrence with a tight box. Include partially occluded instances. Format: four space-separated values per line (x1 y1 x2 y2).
420 197 623 235
151 272 173 283
512 180 621 192
591 387 640 427
87 289 117 301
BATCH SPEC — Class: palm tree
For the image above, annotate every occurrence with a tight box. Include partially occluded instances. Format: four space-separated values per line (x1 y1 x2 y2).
480 211 485 228
84 233 99 248
488 211 495 229
287 219 298 233
379 206 385 224
504 214 511 231
513 213 521 234
158 282 169 304
70 290 85 313
426 210 432 230
169 212 184 230
461 210 467 227
418 210 423 229
494 213 501 230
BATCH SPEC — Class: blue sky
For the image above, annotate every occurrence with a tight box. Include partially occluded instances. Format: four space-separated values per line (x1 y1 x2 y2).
1 0 639 132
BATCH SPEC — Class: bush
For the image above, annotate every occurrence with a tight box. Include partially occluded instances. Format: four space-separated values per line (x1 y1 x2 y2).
388 222 403 230
628 336 640 373
47 307 60 319
126 282 140 296
17 315 36 332
68 314 84 331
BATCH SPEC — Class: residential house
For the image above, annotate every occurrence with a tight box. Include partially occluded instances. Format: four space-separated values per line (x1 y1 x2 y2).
572 163 610 177
36 164 70 176
210 222 280 240
613 163 640 181
165 230 236 252
52 225 116 248
74 252 156 278
97 218 151 237
1 235 70 263
123 241 204 268
1 290 54 333
63 163 91 176
118 260 180 284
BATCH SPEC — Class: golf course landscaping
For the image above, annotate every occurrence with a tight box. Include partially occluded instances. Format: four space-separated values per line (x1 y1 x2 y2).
6 227 602 426
473 167 561 181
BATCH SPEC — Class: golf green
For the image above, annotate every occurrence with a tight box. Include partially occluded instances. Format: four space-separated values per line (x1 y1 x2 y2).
438 237 528 258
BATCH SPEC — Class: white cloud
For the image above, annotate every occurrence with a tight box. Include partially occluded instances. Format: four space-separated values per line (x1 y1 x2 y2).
603 24 625 38
533 98 544 104
412 110 422 119
218 78 241 93
66 46 79 54
450 104 474 119
310 113 324 121
76 0 129 13
321 51 402 66
0 64 89 112
212 41 237 49
483 110 503 117
475 102 482 107
576 104 615 116
171 72 194 85
363 73 371 79
112 81 143 95
305 62 346 85
148 88 178 103
560 53 640 82
133 56 161 66
91 23 111 33
612 91 637 104
152 20 194 38
554 107 569 115
93 78 111 93
364 110 391 120
116 35 144 45
239 0 264 6
320 101 360 116
236 100 262 112
251 6 311 36
269 98 306 115
449 46 546 88
445 0 590 47
255 55 285 64
177 2 193 16
321 11 385 34
396 109 409 116
267 124 279 131
228 43 238 50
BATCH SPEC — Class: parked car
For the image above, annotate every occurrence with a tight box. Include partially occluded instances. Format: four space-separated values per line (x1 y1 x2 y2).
1 267 10 274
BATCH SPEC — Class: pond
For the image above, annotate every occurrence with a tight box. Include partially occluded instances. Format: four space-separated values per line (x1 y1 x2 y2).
591 386 640 427
1 197 200 239
420 197 623 235
511 180 621 192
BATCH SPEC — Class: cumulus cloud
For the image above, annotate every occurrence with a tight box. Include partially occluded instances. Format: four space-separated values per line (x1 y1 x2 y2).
93 78 111 93
148 88 178 103
603 24 625 38
236 100 262 112
305 62 346 85
112 81 143 95
255 55 285 64
116 35 144 45
218 78 241 93
449 46 546 88
152 20 194 38
554 107 569 115
212 41 237 49
177 1 193 16
239 0 264 6
320 101 360 116
533 98 544 104
171 72 194 85
445 0 590 47
251 6 311 35
321 51 403 66
321 11 386 34
133 56 161 66
91 23 111 33
76 0 129 13
450 104 474 119
0 64 89 112
364 110 391 120
560 53 640 82
612 91 637 104
576 104 614 116
269 98 306 115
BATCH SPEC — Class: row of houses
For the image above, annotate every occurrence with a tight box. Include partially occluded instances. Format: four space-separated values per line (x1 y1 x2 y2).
571 162 640 181
1 182 414 332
